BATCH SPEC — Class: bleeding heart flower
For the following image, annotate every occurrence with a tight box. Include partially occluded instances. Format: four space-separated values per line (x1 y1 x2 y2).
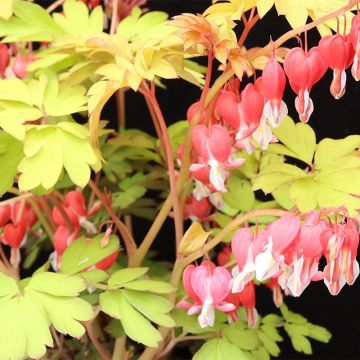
320 218 359 295
217 84 264 140
350 14 360 80
319 34 354 98
255 214 300 281
238 281 257 327
0 44 10 77
184 196 212 221
259 58 288 127
0 205 11 227
95 252 119 270
178 261 235 328
3 222 27 249
190 124 244 192
284 47 327 122
10 53 35 79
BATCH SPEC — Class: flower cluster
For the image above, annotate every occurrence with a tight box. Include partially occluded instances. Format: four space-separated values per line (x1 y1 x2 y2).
51 191 117 271
179 210 359 328
0 201 37 265
182 14 360 200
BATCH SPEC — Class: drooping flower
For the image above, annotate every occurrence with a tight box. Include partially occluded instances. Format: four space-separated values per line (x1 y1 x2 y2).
255 214 301 281
283 211 327 297
8 53 36 79
0 45 10 77
178 261 235 328
284 47 328 122
350 14 360 80
216 84 264 140
231 228 268 292
320 218 360 295
184 196 212 222
319 34 354 99
190 124 244 192
259 57 288 127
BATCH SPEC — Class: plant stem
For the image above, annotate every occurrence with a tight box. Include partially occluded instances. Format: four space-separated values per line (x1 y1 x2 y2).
238 12 260 47
46 0 64 13
131 53 214 267
85 322 112 360
88 180 137 258
112 336 126 360
27 198 54 238
140 82 183 247
110 0 119 35
49 194 74 234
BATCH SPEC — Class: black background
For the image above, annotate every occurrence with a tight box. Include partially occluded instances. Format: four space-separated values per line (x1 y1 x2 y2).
38 1 360 358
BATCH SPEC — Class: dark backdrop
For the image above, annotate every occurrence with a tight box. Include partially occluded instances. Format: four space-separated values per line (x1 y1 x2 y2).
37 0 360 358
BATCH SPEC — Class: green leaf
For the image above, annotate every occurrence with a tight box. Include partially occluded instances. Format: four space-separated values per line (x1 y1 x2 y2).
53 0 103 38
18 122 100 191
0 1 64 42
271 184 296 210
99 290 162 347
122 279 176 293
261 314 282 325
257 330 281 356
108 267 148 287
61 234 120 275
0 271 93 360
307 324 332 343
271 116 316 165
193 338 249 360
0 132 24 195
27 272 86 296
223 177 255 212
251 347 270 360
171 308 215 334
288 177 318 212
315 135 360 169
42 76 88 116
223 324 259 350
0 0 14 20
122 289 175 327
288 333 312 355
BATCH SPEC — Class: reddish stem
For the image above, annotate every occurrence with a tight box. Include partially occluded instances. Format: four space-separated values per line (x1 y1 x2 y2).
88 179 137 258
140 81 184 247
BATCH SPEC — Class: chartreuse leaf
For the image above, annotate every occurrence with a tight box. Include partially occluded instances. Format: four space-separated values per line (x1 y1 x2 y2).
0 132 23 195
0 0 64 42
255 118 360 215
223 323 259 351
122 289 175 327
281 304 331 355
0 0 14 20
122 279 175 294
193 338 249 360
314 135 360 169
178 222 210 255
60 234 120 275
223 176 255 212
18 122 101 191
108 267 149 287
269 116 316 165
171 308 215 334
99 290 162 347
53 0 103 38
0 271 93 360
